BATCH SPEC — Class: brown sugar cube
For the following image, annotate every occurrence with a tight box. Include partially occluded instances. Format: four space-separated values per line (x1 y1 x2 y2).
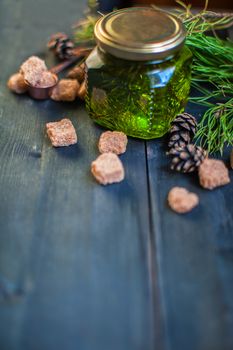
46 118 77 147
20 56 47 74
77 81 86 100
67 63 85 82
98 131 128 155
20 56 47 86
36 71 57 88
198 158 230 190
168 187 199 214
51 79 79 102
91 153 125 185
7 73 28 94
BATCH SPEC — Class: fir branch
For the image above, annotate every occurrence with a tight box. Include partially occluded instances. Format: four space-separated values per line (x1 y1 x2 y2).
186 33 233 85
73 0 99 45
73 1 233 153
73 15 97 45
195 100 233 154
174 2 233 153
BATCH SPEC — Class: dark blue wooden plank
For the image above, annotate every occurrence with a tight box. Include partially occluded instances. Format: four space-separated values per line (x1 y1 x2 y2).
18 118 154 350
146 101 233 350
1 1 233 349
0 1 158 350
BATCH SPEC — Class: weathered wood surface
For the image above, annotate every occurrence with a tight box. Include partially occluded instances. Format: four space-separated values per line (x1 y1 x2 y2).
0 1 232 350
147 104 233 350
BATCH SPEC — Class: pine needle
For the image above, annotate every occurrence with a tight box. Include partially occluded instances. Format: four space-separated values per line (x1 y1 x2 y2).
174 3 233 154
72 1 233 154
195 100 233 154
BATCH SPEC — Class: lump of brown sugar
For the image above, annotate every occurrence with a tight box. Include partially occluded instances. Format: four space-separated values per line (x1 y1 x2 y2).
67 63 85 82
20 56 47 74
98 131 128 155
91 153 125 185
51 79 79 101
77 81 86 100
198 158 230 190
168 187 199 214
46 118 77 147
20 56 47 86
35 71 57 88
7 73 28 94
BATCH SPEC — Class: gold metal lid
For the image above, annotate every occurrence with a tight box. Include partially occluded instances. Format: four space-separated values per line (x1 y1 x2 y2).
94 7 186 61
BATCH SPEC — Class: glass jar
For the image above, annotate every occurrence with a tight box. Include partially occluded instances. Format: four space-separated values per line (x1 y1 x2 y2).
85 7 192 139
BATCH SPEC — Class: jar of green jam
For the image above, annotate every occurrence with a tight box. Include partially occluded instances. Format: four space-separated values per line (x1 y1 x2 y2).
85 7 192 139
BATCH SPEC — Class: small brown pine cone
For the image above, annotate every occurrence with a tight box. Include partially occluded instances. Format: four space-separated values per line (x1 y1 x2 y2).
168 129 191 150
47 32 68 50
168 113 197 150
170 144 206 173
55 38 74 60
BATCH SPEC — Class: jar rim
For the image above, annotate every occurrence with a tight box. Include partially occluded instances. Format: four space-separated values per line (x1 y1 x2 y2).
94 7 186 61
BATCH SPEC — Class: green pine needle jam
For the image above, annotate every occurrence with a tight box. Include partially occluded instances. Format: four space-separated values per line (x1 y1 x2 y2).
85 46 192 139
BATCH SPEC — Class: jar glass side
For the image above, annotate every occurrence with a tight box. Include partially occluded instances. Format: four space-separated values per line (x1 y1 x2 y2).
85 46 192 139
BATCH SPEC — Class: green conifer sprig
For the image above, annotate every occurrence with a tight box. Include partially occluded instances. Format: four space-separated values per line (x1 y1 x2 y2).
73 1 233 153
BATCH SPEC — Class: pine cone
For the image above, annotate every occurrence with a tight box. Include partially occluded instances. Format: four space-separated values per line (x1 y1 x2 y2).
47 32 68 50
170 144 206 173
55 38 74 59
47 33 74 60
168 113 197 150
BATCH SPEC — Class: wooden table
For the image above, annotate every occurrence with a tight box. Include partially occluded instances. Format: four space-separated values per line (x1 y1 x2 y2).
0 1 233 349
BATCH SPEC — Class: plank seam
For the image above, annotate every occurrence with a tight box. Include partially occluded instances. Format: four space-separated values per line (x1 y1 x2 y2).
144 141 169 350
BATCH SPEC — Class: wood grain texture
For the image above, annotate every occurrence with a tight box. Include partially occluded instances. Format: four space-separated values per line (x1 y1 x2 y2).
0 1 156 350
146 100 233 350
0 1 233 350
